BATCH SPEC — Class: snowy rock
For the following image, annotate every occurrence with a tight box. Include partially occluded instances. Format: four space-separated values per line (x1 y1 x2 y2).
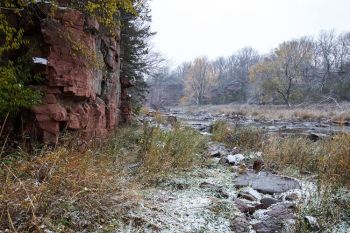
32 57 48 65
304 216 319 230
238 187 263 201
207 143 228 157
228 154 245 165
230 216 251 233
278 189 302 202
234 171 301 194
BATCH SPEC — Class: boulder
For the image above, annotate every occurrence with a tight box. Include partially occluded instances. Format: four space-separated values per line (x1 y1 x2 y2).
238 187 262 202
234 171 301 195
230 216 251 233
253 202 297 233
227 154 245 165
258 197 279 209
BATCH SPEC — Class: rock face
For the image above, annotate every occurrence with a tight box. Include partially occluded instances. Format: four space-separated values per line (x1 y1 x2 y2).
17 3 131 143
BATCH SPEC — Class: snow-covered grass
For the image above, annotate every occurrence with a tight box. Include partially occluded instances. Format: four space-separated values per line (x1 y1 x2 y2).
114 165 241 232
295 182 350 232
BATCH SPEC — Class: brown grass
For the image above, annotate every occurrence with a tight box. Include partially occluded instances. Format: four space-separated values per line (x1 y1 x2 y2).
210 120 264 152
138 125 206 181
0 124 206 232
210 120 350 187
262 134 350 186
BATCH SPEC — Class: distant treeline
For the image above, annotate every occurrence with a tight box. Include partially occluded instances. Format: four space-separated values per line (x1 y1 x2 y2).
147 30 350 108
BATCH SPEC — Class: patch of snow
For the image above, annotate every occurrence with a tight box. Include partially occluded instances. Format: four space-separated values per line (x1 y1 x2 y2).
304 216 319 230
277 189 302 202
252 209 269 221
200 132 212 136
248 151 263 159
239 187 263 200
32 57 48 65
333 223 350 233
227 154 244 164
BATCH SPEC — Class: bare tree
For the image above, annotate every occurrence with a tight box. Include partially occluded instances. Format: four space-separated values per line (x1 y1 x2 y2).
184 57 217 105
250 38 313 107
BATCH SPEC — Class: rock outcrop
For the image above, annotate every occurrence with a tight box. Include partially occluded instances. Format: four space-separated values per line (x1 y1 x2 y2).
15 3 131 143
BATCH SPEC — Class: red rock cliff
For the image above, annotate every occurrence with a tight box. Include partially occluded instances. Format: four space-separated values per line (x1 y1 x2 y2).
18 3 130 143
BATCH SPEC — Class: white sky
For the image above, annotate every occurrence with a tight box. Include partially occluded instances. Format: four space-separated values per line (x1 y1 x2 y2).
150 0 350 66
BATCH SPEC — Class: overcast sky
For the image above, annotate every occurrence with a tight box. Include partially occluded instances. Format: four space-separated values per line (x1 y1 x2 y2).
150 0 350 66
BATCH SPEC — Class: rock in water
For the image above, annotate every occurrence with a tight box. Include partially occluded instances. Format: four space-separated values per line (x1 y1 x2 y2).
234 171 301 194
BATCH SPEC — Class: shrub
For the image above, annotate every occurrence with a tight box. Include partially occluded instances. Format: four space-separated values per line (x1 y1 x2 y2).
0 57 42 116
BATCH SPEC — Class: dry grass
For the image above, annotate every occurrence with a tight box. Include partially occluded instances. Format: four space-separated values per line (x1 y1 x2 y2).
179 103 350 121
138 125 206 181
210 120 350 187
0 124 206 232
263 134 350 186
210 120 264 152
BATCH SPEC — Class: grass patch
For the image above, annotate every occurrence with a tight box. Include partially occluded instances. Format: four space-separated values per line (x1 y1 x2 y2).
210 120 350 187
262 134 350 186
0 124 206 232
210 120 264 152
138 125 206 181
292 111 319 120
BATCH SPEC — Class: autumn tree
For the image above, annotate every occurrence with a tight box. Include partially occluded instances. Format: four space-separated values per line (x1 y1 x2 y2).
250 38 313 106
183 57 217 105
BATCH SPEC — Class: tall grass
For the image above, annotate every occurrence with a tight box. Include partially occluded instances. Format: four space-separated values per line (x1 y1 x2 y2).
0 124 206 232
210 120 264 151
263 134 350 186
139 125 206 179
210 120 350 186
